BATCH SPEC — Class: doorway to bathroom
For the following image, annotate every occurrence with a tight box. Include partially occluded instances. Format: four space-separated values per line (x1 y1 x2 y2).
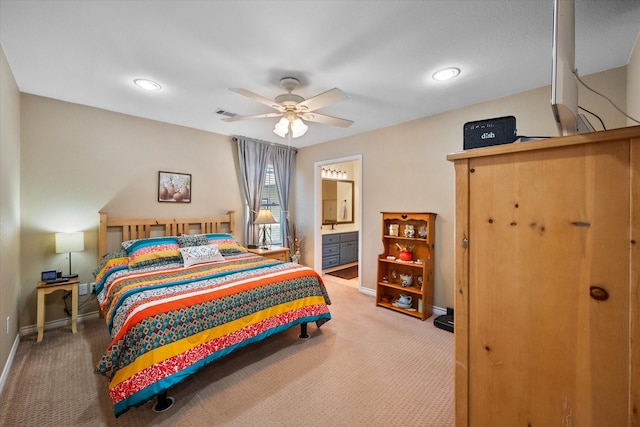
314 155 361 290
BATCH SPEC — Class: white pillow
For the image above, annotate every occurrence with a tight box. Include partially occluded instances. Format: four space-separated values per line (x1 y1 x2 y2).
179 244 224 268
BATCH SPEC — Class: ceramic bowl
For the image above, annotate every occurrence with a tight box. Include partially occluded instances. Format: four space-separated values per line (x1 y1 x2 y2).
395 301 412 309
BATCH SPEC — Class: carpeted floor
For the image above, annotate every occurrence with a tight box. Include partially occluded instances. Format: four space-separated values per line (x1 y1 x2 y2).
0 278 453 427
326 265 359 280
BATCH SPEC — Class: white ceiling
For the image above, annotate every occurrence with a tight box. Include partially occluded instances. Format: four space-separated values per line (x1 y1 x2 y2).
1 0 639 148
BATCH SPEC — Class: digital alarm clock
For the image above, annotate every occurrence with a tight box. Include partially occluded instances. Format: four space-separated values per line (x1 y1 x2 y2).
41 270 58 282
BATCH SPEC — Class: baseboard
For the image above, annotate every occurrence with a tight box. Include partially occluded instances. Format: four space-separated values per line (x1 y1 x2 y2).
0 333 20 398
19 310 100 337
359 287 376 297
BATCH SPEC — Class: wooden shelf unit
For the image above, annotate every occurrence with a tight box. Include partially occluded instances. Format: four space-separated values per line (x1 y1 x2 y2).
376 212 436 320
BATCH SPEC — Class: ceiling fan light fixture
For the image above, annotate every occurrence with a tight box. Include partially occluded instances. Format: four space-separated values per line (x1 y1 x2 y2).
432 67 460 81
273 117 289 137
291 118 308 138
229 77 351 138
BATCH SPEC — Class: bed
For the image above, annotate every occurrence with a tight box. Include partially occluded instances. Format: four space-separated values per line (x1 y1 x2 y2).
94 211 332 417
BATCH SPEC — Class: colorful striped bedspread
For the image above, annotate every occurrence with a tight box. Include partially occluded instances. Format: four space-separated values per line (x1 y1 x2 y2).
95 252 332 416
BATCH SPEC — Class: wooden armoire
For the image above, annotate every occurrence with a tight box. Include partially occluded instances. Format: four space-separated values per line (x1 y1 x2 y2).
447 126 640 426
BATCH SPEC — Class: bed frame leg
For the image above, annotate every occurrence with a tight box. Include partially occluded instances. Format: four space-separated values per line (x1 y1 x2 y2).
298 323 309 340
152 391 175 413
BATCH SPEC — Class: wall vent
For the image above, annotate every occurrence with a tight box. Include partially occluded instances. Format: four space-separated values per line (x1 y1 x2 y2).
215 109 236 118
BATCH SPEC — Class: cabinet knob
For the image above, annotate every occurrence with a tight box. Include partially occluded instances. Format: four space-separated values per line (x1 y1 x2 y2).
461 237 469 248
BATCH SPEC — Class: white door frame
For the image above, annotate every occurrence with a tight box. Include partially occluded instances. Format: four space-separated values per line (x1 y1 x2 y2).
313 154 362 289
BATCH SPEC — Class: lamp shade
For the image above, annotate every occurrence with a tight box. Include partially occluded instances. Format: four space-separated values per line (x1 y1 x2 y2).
254 209 277 225
55 232 85 253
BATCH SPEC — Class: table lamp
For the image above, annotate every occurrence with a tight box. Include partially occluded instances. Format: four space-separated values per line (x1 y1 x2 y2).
254 209 277 249
55 231 84 278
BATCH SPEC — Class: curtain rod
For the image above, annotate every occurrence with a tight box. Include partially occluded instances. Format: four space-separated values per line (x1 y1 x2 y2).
231 135 297 152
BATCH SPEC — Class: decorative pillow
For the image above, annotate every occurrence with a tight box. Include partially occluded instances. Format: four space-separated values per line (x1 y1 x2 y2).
204 233 246 255
177 234 209 248
179 244 225 268
93 248 129 284
123 236 182 269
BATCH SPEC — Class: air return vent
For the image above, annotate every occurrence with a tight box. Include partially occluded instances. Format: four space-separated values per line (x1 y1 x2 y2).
216 109 236 118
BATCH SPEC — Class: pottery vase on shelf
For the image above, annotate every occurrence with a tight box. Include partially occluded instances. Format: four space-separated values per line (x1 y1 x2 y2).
395 243 414 261
398 250 412 261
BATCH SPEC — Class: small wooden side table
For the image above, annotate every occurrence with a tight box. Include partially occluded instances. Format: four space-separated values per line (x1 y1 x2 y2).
247 246 290 262
36 278 79 342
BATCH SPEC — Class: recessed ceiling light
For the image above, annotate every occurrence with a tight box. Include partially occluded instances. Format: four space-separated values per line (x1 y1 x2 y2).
432 67 461 81
134 79 162 91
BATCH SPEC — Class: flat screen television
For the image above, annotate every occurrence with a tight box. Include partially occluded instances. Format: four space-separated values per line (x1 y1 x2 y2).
551 0 594 135
551 0 578 135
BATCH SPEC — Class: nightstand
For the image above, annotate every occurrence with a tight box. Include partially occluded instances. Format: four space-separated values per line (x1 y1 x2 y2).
36 277 79 342
247 246 290 262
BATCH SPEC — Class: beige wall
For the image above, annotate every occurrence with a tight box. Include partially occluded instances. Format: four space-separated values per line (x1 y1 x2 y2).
295 66 629 310
0 44 21 385
19 95 245 328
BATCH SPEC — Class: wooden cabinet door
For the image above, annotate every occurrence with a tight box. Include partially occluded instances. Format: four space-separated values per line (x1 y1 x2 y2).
466 141 630 426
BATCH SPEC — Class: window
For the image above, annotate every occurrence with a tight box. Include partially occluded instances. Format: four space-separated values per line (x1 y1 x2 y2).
261 163 282 245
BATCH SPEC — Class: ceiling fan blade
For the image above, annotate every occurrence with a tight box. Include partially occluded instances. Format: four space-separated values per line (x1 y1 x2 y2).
222 112 282 122
229 88 284 111
300 112 353 128
296 88 348 112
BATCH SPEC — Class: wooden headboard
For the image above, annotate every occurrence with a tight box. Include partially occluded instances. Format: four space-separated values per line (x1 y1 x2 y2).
98 210 236 257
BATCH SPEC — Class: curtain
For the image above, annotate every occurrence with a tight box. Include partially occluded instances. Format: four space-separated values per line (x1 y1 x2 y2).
271 143 297 252
236 137 271 245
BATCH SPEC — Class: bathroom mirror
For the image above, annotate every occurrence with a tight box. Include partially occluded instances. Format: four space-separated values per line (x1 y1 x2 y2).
322 179 354 225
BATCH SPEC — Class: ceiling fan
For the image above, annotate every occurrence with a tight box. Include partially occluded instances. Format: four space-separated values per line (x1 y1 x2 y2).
223 77 353 138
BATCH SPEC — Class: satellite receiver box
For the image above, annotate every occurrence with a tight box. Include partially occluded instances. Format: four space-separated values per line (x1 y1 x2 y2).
434 307 454 333
463 116 517 150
